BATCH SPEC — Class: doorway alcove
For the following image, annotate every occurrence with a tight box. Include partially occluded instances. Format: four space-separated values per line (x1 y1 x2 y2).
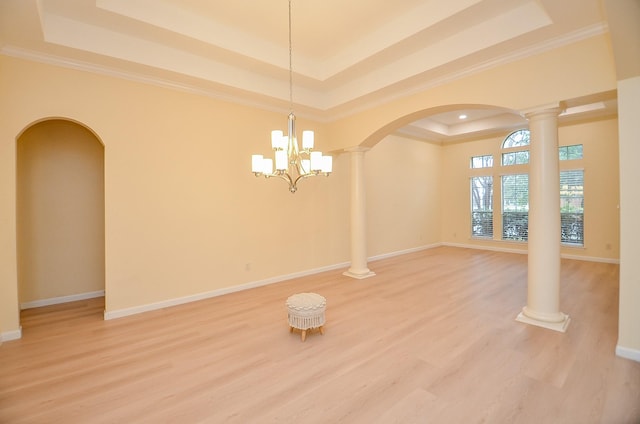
16 119 105 310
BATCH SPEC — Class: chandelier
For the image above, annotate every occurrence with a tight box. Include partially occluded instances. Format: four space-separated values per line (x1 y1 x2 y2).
251 0 332 193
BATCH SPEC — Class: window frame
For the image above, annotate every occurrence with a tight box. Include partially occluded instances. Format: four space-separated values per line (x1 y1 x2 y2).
470 155 494 169
470 175 494 239
559 144 583 161
501 173 529 242
560 169 584 246
468 131 586 247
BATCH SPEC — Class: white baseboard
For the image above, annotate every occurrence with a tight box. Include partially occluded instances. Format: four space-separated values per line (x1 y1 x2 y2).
102 242 618 321
20 290 105 310
369 243 442 262
441 242 620 264
104 244 443 320
442 242 526 256
560 253 620 264
616 345 640 362
0 327 22 342
104 262 350 320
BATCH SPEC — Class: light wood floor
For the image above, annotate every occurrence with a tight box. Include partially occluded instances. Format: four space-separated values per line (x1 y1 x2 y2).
1 247 639 423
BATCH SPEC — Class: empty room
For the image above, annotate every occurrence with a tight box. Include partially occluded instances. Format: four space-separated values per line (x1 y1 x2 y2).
1 0 639 422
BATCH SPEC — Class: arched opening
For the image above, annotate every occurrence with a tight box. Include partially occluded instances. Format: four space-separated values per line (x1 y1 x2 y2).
16 119 105 316
361 104 524 149
350 104 524 264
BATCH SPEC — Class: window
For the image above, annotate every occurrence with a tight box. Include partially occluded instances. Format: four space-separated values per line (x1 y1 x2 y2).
560 170 584 245
500 130 530 240
471 176 493 238
559 144 583 161
470 155 493 169
469 131 585 245
502 150 529 166
502 130 530 166
502 174 528 241
502 129 530 148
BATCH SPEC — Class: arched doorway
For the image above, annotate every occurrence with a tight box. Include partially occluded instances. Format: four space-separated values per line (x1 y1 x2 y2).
16 119 105 312
343 104 523 275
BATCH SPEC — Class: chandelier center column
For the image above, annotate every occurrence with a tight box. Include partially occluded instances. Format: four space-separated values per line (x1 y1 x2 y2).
516 104 570 332
249 0 332 193
343 147 375 279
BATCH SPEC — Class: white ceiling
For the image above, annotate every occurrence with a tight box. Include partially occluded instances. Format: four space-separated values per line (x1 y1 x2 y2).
0 0 619 143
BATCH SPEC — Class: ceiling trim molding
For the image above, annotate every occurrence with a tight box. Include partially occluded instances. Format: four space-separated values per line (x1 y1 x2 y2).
0 22 609 124
324 22 610 121
0 45 303 118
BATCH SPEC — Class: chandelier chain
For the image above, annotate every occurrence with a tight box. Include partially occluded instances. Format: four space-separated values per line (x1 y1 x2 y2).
288 0 293 113
250 0 333 193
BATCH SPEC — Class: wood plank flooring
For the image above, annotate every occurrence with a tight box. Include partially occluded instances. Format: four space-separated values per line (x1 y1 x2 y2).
1 247 639 423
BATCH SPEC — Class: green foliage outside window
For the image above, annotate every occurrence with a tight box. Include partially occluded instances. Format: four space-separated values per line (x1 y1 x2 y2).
559 144 583 160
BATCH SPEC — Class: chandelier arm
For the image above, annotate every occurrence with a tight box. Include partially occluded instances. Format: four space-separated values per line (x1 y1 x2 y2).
250 0 331 194
292 171 325 187
266 172 296 192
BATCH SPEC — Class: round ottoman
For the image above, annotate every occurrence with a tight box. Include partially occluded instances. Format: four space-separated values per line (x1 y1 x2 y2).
286 292 326 341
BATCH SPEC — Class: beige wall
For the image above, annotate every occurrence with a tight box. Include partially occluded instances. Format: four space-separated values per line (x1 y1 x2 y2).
442 137 505 249
0 54 442 331
0 55 352 329
618 76 640 356
440 119 620 261
17 120 105 304
567 119 620 260
0 31 626 343
366 135 442 257
325 35 617 153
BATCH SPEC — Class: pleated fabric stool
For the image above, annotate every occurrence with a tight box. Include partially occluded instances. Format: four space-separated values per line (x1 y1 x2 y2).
286 292 326 341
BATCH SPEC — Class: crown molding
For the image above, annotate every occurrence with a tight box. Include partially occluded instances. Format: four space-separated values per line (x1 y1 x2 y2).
1 22 608 124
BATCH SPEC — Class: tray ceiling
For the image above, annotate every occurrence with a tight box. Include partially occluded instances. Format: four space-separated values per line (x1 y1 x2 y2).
0 0 616 142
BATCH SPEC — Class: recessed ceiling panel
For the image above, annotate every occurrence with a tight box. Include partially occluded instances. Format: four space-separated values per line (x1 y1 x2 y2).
0 0 613 135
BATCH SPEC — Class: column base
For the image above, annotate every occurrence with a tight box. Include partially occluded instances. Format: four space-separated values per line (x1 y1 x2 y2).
516 308 570 333
343 269 376 280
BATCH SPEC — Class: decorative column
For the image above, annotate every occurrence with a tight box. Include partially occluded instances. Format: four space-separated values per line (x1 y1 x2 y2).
516 104 570 332
343 147 375 279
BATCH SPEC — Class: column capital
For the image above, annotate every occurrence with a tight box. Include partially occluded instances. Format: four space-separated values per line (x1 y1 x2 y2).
344 146 371 153
521 102 564 120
